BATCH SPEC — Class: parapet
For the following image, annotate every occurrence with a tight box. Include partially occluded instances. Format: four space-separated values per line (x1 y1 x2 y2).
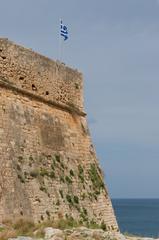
0 38 84 112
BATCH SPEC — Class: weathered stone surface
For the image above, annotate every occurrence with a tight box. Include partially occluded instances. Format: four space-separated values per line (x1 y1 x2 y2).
0 38 83 112
8 237 33 240
49 237 63 240
44 228 63 239
0 39 118 230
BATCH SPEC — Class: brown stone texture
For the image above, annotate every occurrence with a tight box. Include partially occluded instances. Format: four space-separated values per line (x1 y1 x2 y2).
0 38 83 111
0 39 118 231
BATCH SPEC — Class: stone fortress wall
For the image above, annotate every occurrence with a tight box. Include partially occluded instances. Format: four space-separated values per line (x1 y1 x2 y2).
0 39 118 231
0 38 83 112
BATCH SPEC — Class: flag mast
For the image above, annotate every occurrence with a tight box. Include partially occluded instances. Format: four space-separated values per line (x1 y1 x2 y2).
58 19 62 62
58 19 68 62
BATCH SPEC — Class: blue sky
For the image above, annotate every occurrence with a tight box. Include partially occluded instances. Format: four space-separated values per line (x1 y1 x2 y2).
1 0 159 198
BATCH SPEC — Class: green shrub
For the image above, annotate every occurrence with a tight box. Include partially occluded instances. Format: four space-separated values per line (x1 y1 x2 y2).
40 168 49 177
65 176 72 184
83 208 87 215
73 195 79 204
29 156 34 161
60 176 65 183
56 200 60 206
60 162 65 169
55 155 60 163
78 165 84 183
100 220 107 231
18 156 23 162
30 169 39 178
75 83 79 89
79 207 88 222
17 174 25 183
66 194 72 204
49 171 55 178
70 169 74 177
57 216 79 229
78 175 84 183
16 164 21 171
75 205 80 212
78 165 84 174
39 185 47 193
80 211 88 222
51 164 55 170
88 164 105 192
89 219 100 229
46 210 50 217
59 190 64 198
81 193 86 200
52 157 56 167
24 171 28 177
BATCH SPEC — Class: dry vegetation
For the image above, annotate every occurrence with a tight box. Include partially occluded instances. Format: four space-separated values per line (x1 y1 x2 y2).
0 217 108 240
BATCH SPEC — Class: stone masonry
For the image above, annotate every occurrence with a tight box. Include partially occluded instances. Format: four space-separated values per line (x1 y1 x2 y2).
0 38 118 231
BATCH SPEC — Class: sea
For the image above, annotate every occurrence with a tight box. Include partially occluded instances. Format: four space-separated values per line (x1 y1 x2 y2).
112 199 159 238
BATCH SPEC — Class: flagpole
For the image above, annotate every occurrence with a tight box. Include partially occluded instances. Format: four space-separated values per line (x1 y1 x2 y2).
58 19 62 62
58 19 68 62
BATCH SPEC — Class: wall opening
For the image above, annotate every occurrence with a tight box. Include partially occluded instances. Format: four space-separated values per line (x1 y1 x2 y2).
32 84 37 91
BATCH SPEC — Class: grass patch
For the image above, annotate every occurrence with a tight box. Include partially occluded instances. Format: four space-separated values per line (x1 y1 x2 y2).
17 173 25 183
13 219 36 236
57 216 79 229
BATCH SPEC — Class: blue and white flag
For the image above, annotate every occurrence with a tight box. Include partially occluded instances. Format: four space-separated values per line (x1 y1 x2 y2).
60 20 68 41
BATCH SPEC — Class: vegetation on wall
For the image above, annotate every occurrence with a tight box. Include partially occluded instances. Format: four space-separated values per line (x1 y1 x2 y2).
88 163 105 195
14 153 107 226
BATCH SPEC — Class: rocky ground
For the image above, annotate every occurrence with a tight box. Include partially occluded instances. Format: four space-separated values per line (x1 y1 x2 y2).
0 220 158 240
2 227 159 240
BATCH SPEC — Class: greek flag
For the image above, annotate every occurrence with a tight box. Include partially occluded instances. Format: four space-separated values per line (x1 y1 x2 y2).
60 20 68 41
